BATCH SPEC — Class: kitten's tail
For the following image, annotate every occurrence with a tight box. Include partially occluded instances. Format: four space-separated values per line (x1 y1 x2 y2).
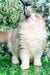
0 31 10 43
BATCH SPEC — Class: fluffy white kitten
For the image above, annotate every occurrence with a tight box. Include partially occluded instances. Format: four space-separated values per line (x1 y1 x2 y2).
8 13 47 69
0 13 47 69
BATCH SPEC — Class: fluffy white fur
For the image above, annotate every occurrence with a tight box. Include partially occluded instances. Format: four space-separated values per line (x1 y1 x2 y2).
7 13 47 69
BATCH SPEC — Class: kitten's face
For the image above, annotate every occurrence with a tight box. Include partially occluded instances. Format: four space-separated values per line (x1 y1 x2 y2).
24 5 33 18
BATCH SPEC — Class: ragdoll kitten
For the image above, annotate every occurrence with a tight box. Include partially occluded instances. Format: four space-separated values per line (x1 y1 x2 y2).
0 1 47 69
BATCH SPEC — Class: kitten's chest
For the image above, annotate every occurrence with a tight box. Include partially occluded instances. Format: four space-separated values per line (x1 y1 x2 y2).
19 22 46 40
19 21 38 34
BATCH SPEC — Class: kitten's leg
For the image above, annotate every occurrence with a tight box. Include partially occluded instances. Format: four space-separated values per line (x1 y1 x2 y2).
34 51 43 66
8 41 19 64
20 50 30 69
12 54 19 64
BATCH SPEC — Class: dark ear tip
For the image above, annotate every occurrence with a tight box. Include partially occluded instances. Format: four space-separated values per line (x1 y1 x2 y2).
25 2 31 6
20 0 25 5
20 0 31 6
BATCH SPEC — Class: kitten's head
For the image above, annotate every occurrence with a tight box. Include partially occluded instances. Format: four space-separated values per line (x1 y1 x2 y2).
20 0 33 18
24 5 33 18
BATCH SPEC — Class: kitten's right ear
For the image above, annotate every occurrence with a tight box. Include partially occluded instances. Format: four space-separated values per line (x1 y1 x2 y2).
20 0 25 5
20 0 31 6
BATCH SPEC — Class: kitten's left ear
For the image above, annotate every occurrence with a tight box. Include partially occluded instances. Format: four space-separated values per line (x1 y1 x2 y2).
42 16 47 21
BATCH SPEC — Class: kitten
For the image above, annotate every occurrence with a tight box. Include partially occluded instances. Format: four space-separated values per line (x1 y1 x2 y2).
9 5 47 69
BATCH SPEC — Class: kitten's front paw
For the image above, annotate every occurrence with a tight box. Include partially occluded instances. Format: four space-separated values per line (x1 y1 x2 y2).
12 59 19 64
12 56 19 64
21 64 29 69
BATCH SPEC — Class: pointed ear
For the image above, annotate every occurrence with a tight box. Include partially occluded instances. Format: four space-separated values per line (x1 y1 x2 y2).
42 16 47 21
20 0 25 5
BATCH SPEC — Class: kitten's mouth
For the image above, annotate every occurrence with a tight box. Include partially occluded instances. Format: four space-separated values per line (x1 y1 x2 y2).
29 14 36 21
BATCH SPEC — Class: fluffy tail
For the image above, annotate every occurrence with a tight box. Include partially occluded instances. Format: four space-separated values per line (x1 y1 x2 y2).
0 31 10 43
